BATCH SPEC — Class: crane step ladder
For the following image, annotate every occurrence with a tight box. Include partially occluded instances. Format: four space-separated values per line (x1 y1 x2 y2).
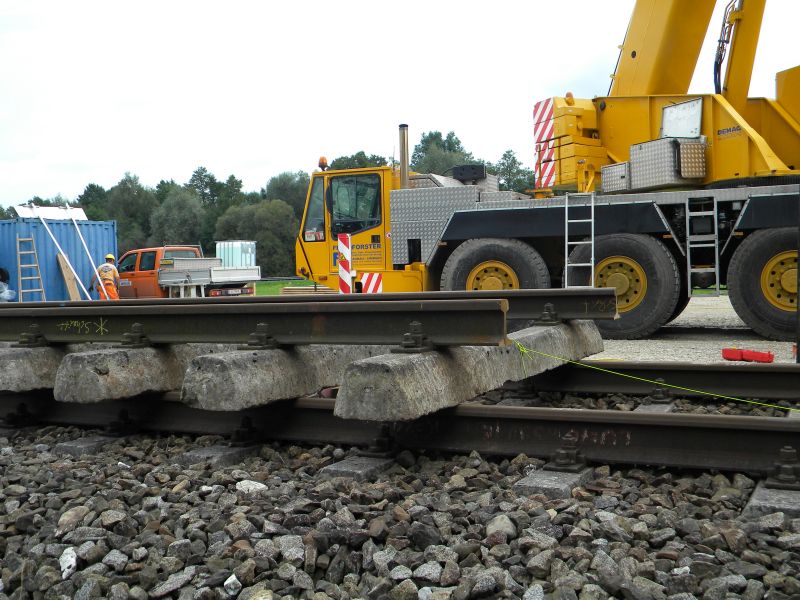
563 192 596 288
16 235 46 302
686 198 721 297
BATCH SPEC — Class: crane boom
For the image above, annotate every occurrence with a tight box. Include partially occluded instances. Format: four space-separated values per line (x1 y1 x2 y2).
609 0 716 96
719 0 766 115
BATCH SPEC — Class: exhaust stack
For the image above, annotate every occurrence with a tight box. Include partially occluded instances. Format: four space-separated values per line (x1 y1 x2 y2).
399 124 409 189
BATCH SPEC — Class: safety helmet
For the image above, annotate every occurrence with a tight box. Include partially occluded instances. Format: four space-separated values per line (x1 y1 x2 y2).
105 254 115 260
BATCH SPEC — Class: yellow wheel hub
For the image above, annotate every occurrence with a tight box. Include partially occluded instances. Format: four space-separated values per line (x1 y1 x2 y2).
595 256 647 313
761 250 797 311
467 260 520 290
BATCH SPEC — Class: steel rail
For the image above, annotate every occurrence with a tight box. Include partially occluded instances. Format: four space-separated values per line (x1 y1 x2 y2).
0 299 508 346
1 392 796 474
529 360 800 401
5 288 617 321
398 404 800 474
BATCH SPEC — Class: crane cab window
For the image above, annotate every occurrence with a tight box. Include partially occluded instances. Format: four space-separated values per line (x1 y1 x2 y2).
118 253 138 273
303 178 326 242
330 174 381 234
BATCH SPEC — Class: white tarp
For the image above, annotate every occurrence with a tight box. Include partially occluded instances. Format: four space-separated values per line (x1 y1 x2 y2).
13 205 88 220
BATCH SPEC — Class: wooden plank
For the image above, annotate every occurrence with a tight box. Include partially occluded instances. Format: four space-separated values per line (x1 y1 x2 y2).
57 254 82 301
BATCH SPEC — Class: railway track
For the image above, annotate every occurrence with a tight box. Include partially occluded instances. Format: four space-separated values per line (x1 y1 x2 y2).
0 290 797 477
530 360 800 400
2 313 799 600
2 358 798 475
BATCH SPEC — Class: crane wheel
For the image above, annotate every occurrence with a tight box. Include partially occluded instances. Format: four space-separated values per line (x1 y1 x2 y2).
440 238 550 291
728 228 797 341
569 234 680 339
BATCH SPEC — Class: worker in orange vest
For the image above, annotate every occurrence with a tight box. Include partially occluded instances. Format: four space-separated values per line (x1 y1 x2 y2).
90 254 121 300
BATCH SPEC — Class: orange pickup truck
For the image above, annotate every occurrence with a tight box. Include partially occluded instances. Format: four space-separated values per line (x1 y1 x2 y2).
117 245 260 298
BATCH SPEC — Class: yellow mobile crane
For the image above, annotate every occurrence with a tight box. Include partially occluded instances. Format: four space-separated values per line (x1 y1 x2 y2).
295 0 799 340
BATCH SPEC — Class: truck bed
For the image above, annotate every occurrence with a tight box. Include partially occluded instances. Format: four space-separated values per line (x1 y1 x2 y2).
157 257 260 287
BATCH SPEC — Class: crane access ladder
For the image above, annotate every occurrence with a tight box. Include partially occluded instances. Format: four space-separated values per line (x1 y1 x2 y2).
16 235 46 301
563 192 596 288
685 197 721 296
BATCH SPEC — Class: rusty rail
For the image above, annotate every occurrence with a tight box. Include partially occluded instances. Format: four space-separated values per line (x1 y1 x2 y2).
1 391 796 474
0 299 508 347
6 287 617 322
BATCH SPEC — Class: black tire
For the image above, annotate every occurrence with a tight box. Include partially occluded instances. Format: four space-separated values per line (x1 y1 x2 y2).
691 272 715 289
727 228 797 341
570 234 681 339
667 274 691 324
440 238 551 291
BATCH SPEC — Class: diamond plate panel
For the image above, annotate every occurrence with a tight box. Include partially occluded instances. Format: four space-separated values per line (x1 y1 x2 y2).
390 187 479 264
476 198 538 210
630 138 705 190
477 191 520 203
391 221 448 264
391 187 479 223
409 178 438 189
600 162 630 193
475 174 500 192
679 143 706 178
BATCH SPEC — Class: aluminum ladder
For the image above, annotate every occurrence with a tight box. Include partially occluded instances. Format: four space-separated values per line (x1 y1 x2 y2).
16 235 46 301
686 197 720 296
563 192 596 288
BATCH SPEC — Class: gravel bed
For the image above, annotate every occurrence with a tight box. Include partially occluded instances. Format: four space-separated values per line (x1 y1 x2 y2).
590 296 797 364
478 386 644 412
478 383 797 418
666 296 747 331
670 399 799 418
2 427 800 600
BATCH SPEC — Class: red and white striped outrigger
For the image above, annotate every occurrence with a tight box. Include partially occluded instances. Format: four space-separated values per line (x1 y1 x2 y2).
533 98 555 189
337 234 352 294
359 272 383 294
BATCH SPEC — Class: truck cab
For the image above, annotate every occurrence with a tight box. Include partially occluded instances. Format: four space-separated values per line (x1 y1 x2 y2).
118 246 201 298
295 165 433 293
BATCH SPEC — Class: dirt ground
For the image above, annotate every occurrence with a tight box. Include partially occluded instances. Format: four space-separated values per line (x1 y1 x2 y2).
591 295 798 364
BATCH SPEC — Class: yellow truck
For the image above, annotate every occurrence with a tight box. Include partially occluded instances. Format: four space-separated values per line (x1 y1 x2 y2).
295 0 798 341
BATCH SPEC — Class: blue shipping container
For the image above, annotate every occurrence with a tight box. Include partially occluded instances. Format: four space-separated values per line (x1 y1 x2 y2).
0 218 117 302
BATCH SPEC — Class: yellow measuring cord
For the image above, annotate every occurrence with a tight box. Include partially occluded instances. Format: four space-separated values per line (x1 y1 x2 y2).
514 341 800 414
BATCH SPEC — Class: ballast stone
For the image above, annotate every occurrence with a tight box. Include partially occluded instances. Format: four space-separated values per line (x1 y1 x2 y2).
53 344 234 403
335 320 602 421
54 435 115 458
742 481 800 519
181 344 392 411
175 445 259 468
320 456 395 481
514 468 594 500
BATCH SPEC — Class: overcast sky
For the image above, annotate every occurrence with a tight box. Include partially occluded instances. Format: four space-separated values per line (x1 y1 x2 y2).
1 1 797 207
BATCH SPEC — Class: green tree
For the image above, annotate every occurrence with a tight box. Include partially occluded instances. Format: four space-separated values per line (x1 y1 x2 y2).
76 184 108 221
104 173 159 252
242 191 262 204
27 194 75 208
217 175 246 213
148 187 206 247
329 151 387 171
215 199 298 276
488 150 536 193
410 131 474 175
261 171 310 218
186 166 220 207
0 206 12 219
155 179 180 204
